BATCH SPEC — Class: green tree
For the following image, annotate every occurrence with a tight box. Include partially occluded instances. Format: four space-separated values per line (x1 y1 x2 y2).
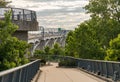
34 49 45 59
85 0 120 47
65 31 77 57
44 46 51 55
66 21 105 59
34 50 44 56
0 11 29 71
85 0 120 21
65 0 120 60
0 0 10 7
52 43 64 56
85 0 120 45
105 34 120 61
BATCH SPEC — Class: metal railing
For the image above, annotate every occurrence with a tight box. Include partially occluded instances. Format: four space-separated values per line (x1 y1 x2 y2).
0 59 40 82
0 7 37 21
61 56 120 81
41 55 120 81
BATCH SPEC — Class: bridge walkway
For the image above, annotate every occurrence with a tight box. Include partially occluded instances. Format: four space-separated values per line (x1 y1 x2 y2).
34 62 105 82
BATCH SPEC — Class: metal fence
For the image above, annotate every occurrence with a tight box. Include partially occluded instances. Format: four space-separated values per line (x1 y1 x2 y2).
0 59 40 82
0 7 36 21
62 56 120 81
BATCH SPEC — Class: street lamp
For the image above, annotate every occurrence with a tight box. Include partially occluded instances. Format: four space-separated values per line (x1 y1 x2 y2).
39 26 44 39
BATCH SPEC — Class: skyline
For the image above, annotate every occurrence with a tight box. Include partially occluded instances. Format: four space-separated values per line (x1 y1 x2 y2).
9 0 90 30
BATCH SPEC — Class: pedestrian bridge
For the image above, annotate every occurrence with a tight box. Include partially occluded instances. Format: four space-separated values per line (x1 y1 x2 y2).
33 62 105 82
0 56 119 82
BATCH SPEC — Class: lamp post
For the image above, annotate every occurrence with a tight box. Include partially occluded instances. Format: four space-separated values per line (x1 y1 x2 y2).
39 26 44 40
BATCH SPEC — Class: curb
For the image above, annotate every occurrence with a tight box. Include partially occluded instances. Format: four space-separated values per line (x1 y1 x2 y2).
31 68 41 82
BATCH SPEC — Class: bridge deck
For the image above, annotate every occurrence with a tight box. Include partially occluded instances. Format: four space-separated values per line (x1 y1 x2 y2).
34 63 105 82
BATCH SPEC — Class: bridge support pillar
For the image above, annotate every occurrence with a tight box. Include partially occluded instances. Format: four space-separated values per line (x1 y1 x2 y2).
47 39 55 48
29 43 34 56
59 36 66 47
36 40 45 50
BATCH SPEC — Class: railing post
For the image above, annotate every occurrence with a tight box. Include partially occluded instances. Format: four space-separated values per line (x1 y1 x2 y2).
77 60 80 68
31 11 32 21
23 9 25 21
99 62 103 76
18 69 22 82
24 68 27 82
0 77 2 82
11 8 14 20
11 72 15 82
105 62 108 77
34 11 37 20
113 71 119 82
0 76 4 82
87 64 91 72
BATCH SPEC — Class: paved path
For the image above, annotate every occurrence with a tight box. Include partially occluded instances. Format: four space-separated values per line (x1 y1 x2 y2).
36 63 105 82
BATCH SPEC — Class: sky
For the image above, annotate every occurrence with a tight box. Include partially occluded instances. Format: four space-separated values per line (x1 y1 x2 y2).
8 0 90 30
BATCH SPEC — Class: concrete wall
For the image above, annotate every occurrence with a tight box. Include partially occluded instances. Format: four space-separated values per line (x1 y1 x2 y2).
12 20 38 31
13 31 28 41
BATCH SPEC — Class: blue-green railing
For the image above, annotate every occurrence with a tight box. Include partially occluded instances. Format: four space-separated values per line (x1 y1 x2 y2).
41 55 119 81
0 59 40 82
60 56 120 81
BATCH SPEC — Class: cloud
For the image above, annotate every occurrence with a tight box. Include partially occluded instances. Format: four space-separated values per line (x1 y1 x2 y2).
37 12 90 30
9 0 90 30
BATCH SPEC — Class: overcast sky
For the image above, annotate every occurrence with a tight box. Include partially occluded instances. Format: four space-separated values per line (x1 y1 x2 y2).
9 0 90 30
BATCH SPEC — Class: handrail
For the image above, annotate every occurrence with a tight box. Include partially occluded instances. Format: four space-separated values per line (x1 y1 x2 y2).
55 55 120 81
65 56 120 63
0 59 40 76
0 59 40 82
39 55 120 81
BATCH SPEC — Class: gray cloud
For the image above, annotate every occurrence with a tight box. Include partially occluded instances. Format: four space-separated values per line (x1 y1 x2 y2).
10 0 90 30
24 0 89 2
37 7 85 16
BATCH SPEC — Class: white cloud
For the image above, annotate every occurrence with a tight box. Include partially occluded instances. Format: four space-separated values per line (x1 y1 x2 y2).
9 0 88 11
8 0 90 30
37 12 90 30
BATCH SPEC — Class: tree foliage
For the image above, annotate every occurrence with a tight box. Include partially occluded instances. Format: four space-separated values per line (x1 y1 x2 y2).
0 11 29 71
65 0 120 61
65 31 78 57
65 21 106 59
44 46 51 55
0 0 10 7
85 0 120 22
105 34 120 61
34 43 65 58
51 43 64 56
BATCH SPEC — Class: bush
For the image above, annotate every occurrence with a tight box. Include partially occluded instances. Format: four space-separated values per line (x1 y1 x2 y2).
59 59 77 67
40 59 46 66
